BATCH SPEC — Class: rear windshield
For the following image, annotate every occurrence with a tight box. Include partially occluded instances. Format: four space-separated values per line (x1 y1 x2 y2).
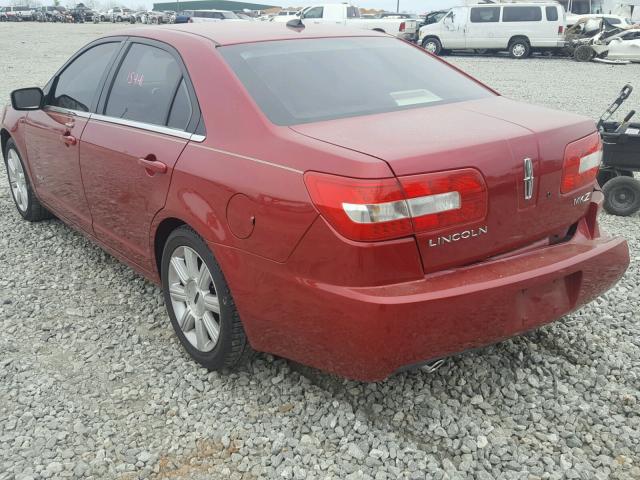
220 37 493 125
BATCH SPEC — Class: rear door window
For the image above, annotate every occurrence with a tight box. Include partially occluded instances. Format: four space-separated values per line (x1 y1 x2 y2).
503 6 542 22
470 7 500 23
545 6 558 21
104 43 182 126
347 6 359 18
50 42 120 112
167 79 193 130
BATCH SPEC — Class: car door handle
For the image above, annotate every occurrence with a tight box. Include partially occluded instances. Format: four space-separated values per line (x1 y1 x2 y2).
137 156 167 175
61 134 77 146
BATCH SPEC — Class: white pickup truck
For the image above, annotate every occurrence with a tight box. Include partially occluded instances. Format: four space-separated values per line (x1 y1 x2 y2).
296 4 418 41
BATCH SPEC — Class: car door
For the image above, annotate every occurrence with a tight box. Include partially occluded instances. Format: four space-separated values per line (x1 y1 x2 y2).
439 7 467 49
302 6 325 24
79 40 202 271
465 6 501 49
23 40 123 232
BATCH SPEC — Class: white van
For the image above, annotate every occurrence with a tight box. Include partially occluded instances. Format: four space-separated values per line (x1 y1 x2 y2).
419 3 566 58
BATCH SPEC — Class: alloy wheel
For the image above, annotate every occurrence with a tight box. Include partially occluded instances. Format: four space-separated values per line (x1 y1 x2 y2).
7 148 28 212
168 246 221 352
512 44 526 57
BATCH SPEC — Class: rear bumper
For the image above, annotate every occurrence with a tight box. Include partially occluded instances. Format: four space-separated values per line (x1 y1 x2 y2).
398 32 417 42
213 196 629 381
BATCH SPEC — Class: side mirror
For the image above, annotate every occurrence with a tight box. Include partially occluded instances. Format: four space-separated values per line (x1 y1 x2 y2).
11 87 44 111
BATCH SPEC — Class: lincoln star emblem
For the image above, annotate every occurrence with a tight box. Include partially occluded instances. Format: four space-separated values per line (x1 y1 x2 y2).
523 158 534 200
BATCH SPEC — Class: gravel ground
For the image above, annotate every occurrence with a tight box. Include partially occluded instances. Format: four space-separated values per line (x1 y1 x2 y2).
0 23 639 480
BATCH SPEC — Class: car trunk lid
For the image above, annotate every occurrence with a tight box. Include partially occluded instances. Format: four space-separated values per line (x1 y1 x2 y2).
291 97 597 273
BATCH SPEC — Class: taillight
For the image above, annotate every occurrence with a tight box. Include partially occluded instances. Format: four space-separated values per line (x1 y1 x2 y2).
399 21 405 32
399 169 488 232
561 132 602 194
304 168 488 242
558 25 564 34
303 173 412 241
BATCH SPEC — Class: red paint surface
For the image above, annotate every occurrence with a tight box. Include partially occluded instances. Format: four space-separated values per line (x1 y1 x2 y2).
1 25 630 380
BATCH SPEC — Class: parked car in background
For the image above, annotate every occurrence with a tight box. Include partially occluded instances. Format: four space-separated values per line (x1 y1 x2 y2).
271 9 299 22
109 7 134 22
0 9 6 21
190 10 243 22
69 4 95 23
1 6 35 21
2 23 629 381
140 10 171 23
566 13 634 27
420 9 448 28
173 10 194 23
297 4 418 41
419 2 566 58
376 12 418 19
235 12 254 20
34 6 70 22
574 27 640 61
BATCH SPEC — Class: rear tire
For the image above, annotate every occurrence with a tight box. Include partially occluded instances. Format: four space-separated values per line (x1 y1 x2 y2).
3 139 52 222
508 38 530 59
597 168 633 187
161 226 252 371
602 176 640 216
422 37 442 55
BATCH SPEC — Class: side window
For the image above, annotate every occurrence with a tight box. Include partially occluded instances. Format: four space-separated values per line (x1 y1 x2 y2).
167 80 193 130
347 6 359 18
50 42 120 112
304 7 323 19
546 6 558 21
470 7 500 23
503 6 542 22
104 43 182 126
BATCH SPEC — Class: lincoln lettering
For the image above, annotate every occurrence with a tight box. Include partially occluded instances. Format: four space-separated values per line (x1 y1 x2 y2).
428 226 489 247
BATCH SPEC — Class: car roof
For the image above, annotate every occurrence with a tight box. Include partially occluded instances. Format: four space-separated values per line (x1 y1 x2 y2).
117 22 386 46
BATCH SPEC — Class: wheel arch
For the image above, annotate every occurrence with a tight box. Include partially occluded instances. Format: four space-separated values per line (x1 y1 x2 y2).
0 128 11 159
508 35 530 46
422 34 441 43
153 217 187 275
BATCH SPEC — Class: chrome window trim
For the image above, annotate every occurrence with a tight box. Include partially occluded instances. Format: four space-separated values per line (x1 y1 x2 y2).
91 113 205 142
44 105 91 118
43 106 206 142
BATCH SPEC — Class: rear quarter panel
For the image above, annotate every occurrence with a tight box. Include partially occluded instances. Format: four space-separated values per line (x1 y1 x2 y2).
153 39 393 264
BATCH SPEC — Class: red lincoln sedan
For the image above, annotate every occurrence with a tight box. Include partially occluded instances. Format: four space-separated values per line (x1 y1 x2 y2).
1 24 630 381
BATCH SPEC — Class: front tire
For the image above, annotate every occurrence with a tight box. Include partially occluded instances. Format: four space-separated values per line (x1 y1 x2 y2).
4 139 52 222
574 44 595 62
161 226 251 370
422 37 442 55
602 176 640 216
